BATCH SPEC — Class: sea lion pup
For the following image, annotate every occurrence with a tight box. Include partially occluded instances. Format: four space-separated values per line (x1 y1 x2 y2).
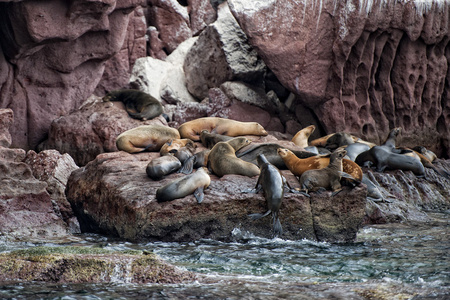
178 149 211 175
160 139 194 156
299 149 353 196
174 141 197 164
244 154 292 237
146 155 181 180
178 117 268 141
277 148 363 182
103 89 163 120
156 167 211 203
208 141 260 177
407 147 449 179
116 125 180 153
237 143 316 169
200 129 233 148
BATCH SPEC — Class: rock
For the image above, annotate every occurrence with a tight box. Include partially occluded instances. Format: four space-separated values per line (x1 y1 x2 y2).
38 96 168 166
183 2 266 100
0 1 146 150
24 150 80 233
228 0 450 158
0 109 13 148
130 37 198 103
0 246 195 284
66 148 367 243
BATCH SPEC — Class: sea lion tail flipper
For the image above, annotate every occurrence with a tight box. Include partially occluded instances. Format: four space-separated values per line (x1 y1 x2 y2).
272 213 283 237
331 188 343 196
193 187 205 204
339 171 357 181
178 156 196 174
248 210 271 220
236 144 259 158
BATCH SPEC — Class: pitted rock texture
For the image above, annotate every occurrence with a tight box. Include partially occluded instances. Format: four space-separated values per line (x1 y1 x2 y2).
66 149 367 243
0 0 146 150
229 0 450 158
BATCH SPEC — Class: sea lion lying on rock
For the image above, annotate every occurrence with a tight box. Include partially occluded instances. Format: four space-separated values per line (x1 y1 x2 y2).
103 89 163 120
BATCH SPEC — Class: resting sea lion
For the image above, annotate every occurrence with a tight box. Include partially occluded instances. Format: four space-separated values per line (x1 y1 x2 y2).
291 125 315 148
103 89 163 120
116 125 180 153
208 141 260 177
244 154 290 237
299 149 351 195
156 167 211 203
342 143 371 161
200 129 233 148
237 143 317 169
160 139 194 156
174 141 197 164
412 146 437 162
146 155 181 180
178 117 268 141
277 148 362 182
178 149 210 175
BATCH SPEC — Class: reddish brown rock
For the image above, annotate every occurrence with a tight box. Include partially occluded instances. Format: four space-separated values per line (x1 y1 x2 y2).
0 0 146 150
66 149 367 243
229 0 450 158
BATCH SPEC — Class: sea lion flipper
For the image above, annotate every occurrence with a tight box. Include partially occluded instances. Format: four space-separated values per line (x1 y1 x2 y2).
272 213 283 237
338 171 356 181
193 187 205 204
248 210 271 220
178 156 196 174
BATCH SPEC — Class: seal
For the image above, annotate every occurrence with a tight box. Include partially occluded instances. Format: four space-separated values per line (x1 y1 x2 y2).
146 155 181 180
200 129 233 148
116 125 181 153
156 167 211 203
412 146 437 162
237 143 317 170
277 148 363 182
244 154 290 237
324 132 356 150
174 141 197 164
208 141 260 177
178 117 268 141
299 149 352 195
103 89 163 120
160 139 194 156
291 125 316 148
342 142 371 161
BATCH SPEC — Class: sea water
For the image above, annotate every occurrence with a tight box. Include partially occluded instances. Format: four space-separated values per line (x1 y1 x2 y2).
0 211 448 299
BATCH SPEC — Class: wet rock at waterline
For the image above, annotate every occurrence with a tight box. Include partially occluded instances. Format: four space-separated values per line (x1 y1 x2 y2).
66 151 366 243
0 246 195 284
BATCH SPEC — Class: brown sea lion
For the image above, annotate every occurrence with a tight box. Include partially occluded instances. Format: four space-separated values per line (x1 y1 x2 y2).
156 167 211 203
412 146 437 162
277 148 363 182
200 129 233 148
299 149 351 195
146 155 181 180
291 125 316 148
160 139 194 156
178 117 268 141
116 125 180 153
103 89 163 120
208 141 260 177
244 154 291 237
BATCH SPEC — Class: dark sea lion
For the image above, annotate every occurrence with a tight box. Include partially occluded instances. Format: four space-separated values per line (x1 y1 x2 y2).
174 141 197 164
178 117 268 141
324 132 355 150
146 155 181 180
156 167 211 203
200 129 233 148
342 143 371 161
208 141 260 177
299 149 351 196
103 89 163 120
178 149 210 175
116 125 180 153
277 148 363 182
244 154 290 237
236 143 317 169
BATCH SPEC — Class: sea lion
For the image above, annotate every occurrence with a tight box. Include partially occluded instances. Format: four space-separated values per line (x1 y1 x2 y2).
116 125 180 153
156 167 211 203
325 132 355 150
178 149 210 175
178 117 268 141
208 141 260 177
299 149 351 195
342 143 371 161
291 125 315 148
244 154 289 237
174 141 197 164
200 129 233 148
237 143 317 169
277 148 363 182
160 139 194 156
146 155 181 180
412 146 437 162
103 89 163 120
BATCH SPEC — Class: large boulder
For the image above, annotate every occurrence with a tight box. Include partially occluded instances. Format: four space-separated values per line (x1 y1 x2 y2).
66 149 367 243
0 0 146 150
228 0 450 158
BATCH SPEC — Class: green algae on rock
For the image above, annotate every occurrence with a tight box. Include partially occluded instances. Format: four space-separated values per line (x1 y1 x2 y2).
0 246 195 284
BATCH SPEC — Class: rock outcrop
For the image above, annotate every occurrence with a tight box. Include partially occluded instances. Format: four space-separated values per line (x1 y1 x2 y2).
228 0 450 158
0 0 146 150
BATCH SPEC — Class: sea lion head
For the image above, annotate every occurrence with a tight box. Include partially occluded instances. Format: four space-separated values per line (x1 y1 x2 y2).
277 148 290 158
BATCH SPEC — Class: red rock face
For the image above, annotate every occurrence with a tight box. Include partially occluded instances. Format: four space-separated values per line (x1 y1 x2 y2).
0 0 146 150
229 0 450 158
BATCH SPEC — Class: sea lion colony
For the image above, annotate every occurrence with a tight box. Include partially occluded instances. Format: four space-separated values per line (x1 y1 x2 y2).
115 116 447 236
